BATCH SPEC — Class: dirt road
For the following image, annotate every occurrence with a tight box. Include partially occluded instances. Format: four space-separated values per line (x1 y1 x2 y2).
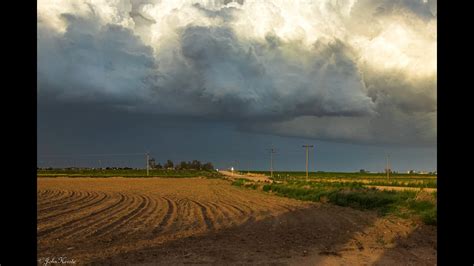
37 177 436 265
219 170 272 183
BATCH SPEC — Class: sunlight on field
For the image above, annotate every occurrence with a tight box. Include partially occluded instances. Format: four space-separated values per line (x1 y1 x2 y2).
38 177 436 265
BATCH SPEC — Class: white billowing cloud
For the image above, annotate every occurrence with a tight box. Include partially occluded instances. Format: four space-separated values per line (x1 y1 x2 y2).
37 0 436 146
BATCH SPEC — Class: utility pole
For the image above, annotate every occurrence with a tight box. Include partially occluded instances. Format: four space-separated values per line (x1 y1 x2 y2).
386 154 390 179
269 148 276 178
146 152 150 176
302 145 314 178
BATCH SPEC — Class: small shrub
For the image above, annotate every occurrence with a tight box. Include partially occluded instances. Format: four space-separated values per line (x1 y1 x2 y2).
421 209 437 225
262 185 272 192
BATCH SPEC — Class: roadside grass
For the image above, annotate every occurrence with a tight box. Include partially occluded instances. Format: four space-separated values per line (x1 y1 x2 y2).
257 182 437 226
37 169 224 179
406 199 437 225
270 175 437 188
242 170 437 189
270 178 436 189
231 178 258 190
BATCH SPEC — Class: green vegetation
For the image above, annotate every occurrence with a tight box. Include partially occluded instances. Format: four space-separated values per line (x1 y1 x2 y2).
264 183 435 225
282 178 436 188
37 168 223 178
238 170 437 188
232 178 258 190
234 173 437 226
406 199 437 225
244 170 436 180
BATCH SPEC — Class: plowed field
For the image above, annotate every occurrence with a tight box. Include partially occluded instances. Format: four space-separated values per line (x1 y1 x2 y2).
38 177 436 265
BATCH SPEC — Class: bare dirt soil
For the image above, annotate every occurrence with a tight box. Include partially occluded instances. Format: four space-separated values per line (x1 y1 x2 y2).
38 177 436 265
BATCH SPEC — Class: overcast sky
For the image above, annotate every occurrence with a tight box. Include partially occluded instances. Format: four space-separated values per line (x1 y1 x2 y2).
37 0 437 172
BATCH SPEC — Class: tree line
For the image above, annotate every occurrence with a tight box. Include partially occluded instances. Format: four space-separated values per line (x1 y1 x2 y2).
149 159 215 171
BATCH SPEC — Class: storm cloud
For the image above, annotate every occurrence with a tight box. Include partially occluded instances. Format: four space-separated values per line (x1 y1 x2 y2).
37 0 436 146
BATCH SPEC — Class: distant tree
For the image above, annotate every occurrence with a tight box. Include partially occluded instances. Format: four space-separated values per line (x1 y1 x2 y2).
148 158 156 169
191 160 202 170
155 163 163 169
164 160 174 169
202 162 214 171
178 161 189 170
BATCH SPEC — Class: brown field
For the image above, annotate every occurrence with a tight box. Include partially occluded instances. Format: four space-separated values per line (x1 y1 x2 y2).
38 177 436 265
